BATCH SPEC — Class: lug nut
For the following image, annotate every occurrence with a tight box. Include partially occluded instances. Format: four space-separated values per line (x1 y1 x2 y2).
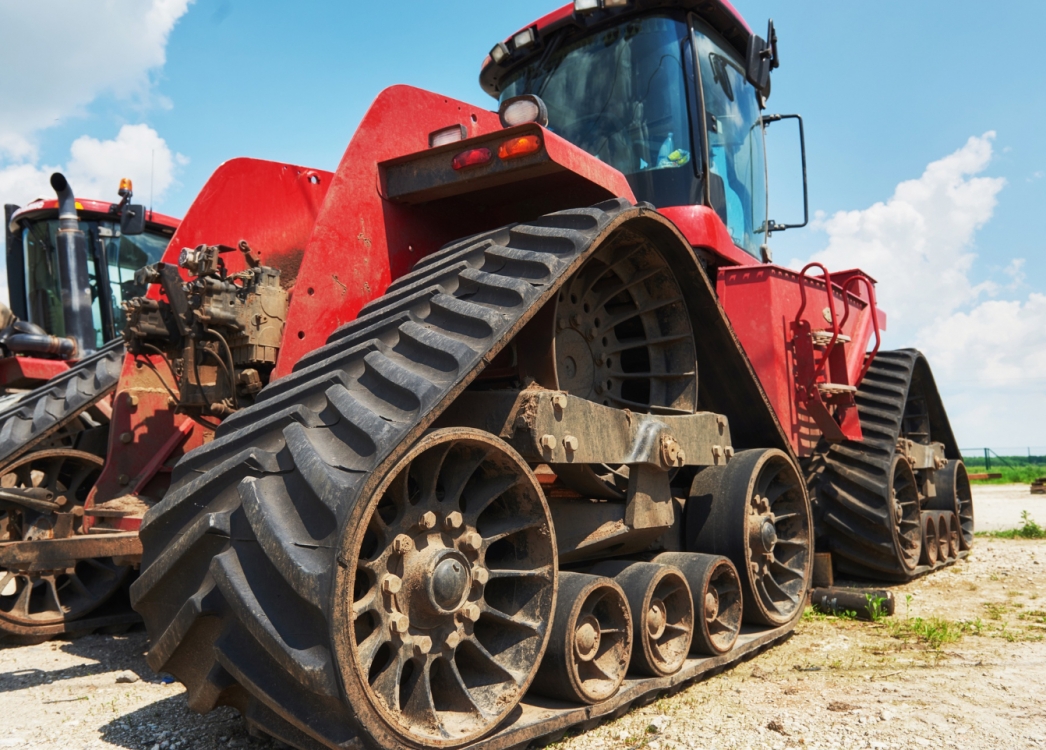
443 511 463 531
586 326 597 341
473 567 489 586
393 534 414 555
461 531 482 552
539 434 557 451
551 393 567 411
413 635 433 656
381 575 402 594
570 314 582 328
563 435 579 452
417 511 437 531
462 603 481 623
389 613 410 634
445 631 462 649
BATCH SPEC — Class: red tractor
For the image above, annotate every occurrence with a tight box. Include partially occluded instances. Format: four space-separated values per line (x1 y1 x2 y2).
0 175 178 640
8 0 975 745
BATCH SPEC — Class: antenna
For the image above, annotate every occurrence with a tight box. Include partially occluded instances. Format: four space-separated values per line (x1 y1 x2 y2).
149 149 155 219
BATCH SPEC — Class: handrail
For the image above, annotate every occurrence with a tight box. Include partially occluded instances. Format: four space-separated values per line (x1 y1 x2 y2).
795 262 839 382
841 275 881 385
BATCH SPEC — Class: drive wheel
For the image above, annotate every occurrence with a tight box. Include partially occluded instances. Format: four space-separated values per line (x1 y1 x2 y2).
333 428 557 748
0 449 127 632
687 449 813 627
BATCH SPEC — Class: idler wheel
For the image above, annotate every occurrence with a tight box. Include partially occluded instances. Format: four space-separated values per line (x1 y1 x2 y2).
531 572 631 704
930 460 974 550
920 513 939 567
654 552 742 655
686 449 813 627
936 514 950 563
888 456 923 573
591 561 692 677
334 429 556 747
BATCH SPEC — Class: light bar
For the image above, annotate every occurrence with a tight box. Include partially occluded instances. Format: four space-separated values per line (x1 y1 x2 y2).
490 42 510 65
574 0 600 11
499 95 549 129
513 27 536 50
604 0 630 7
430 125 467 148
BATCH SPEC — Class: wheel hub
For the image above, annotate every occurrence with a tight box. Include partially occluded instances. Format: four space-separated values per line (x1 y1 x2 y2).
574 613 601 662
428 554 471 613
759 518 778 552
704 588 720 623
646 598 667 640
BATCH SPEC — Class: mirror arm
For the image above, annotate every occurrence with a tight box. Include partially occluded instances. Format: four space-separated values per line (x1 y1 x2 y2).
763 113 808 233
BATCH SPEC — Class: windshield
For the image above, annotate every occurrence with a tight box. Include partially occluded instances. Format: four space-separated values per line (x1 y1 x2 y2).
500 14 701 208
22 219 170 347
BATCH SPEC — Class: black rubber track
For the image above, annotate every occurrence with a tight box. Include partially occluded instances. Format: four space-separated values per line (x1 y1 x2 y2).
810 349 961 580
0 339 124 470
131 200 683 749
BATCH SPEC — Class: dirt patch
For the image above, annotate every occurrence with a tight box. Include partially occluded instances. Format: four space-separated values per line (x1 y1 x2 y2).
1 546 1044 747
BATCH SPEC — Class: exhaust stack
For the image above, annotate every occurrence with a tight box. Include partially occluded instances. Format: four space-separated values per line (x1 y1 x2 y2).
50 173 94 355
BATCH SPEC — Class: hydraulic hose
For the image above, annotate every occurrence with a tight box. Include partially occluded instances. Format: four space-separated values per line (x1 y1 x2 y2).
4 332 77 359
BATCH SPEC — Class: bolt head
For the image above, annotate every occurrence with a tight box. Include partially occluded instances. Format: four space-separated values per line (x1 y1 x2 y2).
461 531 482 552
389 613 410 634
563 435 579 451
120 432 133 444
570 314 582 328
473 567 489 586
118 474 130 486
393 534 414 555
443 511 463 531
381 575 402 594
417 511 437 531
586 326 597 341
445 631 462 650
539 434 557 451
413 635 433 656
462 603 481 623
551 393 567 410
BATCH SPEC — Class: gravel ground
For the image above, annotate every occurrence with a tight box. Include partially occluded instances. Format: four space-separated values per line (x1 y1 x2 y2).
1 488 1043 750
970 484 1046 532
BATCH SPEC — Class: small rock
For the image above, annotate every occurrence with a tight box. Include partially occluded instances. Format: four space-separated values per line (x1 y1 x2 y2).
115 670 140 684
767 719 788 735
879 709 895 721
647 715 670 734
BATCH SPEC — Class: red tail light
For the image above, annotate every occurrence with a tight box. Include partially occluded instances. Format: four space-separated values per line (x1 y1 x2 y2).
452 147 493 170
498 134 542 160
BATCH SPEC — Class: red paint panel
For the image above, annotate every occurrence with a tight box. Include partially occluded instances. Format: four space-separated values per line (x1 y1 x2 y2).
154 158 333 297
9 199 179 230
657 205 759 267
0 356 68 388
717 265 878 456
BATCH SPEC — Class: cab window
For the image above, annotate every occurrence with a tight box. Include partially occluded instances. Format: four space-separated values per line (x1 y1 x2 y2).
692 19 768 258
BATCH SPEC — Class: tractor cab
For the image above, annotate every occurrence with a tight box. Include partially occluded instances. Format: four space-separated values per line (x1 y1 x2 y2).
482 1 781 262
5 181 179 352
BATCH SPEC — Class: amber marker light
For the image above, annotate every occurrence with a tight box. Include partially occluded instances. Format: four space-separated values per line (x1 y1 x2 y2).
498 134 542 160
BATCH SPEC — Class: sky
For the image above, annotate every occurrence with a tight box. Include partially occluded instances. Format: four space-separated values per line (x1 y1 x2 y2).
0 0 1042 450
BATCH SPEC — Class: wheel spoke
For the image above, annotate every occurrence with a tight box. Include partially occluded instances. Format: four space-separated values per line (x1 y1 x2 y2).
480 603 542 634
480 515 541 545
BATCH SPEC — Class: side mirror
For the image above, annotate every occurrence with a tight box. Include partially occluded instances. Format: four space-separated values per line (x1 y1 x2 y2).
120 204 146 236
763 113 808 234
746 20 778 96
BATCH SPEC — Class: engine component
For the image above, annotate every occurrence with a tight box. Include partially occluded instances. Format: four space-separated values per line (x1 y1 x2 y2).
531 572 631 704
124 241 288 418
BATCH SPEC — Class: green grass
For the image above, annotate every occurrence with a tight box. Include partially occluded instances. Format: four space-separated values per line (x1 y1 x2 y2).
964 457 1045 485
885 616 983 650
976 511 1046 540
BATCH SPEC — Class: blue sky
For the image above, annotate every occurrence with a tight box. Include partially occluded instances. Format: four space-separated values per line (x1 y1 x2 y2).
1 0 1043 448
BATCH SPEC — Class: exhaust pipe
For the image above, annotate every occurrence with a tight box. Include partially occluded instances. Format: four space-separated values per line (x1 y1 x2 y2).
50 173 95 356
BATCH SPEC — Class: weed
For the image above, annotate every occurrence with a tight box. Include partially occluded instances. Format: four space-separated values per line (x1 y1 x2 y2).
865 593 888 622
983 602 1007 620
886 616 982 650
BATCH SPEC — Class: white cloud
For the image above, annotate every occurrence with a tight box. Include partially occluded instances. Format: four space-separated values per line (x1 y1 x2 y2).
795 133 1044 446
800 133 1005 342
0 0 192 161
1 125 186 209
